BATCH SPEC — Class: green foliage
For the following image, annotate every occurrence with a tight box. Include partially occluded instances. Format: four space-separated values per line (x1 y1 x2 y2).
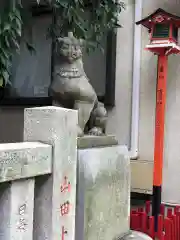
0 0 22 87
44 0 125 49
0 0 125 87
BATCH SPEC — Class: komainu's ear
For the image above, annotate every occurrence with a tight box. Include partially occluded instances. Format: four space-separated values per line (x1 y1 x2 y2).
79 39 85 46
57 37 64 42
68 32 74 38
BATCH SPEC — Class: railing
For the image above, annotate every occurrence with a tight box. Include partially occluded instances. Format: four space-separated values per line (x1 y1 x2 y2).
131 201 180 240
0 142 52 239
0 106 78 240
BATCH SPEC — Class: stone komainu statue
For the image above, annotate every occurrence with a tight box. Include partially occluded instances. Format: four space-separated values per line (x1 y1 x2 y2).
49 32 107 137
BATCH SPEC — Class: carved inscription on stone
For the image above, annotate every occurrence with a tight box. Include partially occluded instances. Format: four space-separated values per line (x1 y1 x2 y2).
60 176 71 240
0 147 51 182
16 203 28 231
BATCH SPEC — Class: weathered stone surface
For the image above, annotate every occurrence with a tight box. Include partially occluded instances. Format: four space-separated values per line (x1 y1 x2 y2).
76 145 130 240
0 179 35 240
0 142 52 183
24 106 78 240
121 231 153 240
50 32 107 136
77 135 118 149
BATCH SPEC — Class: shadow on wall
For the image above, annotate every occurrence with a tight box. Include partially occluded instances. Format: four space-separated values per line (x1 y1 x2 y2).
0 107 24 143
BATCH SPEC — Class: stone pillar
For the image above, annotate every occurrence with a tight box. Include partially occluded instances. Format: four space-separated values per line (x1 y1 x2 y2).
24 106 78 240
0 180 34 240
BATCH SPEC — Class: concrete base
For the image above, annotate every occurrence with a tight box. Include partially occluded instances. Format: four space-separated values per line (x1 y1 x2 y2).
122 231 153 240
76 145 130 240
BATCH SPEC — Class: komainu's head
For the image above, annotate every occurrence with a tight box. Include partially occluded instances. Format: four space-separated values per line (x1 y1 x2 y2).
56 32 83 63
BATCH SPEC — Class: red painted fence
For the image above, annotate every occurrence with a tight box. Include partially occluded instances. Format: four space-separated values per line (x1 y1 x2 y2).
130 201 180 240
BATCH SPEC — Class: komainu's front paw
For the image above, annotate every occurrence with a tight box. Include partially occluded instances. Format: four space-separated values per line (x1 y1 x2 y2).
88 127 104 136
77 126 84 137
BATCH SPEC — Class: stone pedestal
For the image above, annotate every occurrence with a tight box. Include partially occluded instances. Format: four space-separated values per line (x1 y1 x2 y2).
76 136 130 240
77 135 118 149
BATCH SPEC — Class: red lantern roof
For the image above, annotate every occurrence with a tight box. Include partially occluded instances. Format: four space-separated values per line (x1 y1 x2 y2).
136 8 180 29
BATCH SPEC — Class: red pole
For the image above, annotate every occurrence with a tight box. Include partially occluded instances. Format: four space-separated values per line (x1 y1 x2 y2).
152 54 168 231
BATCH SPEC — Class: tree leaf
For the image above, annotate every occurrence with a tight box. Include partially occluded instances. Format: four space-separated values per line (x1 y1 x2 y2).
0 0 125 87
3 23 11 32
56 0 69 8
26 42 36 55
0 77 4 87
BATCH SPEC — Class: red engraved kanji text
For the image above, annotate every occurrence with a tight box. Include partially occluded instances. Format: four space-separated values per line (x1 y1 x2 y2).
60 201 70 216
60 176 71 193
62 226 68 240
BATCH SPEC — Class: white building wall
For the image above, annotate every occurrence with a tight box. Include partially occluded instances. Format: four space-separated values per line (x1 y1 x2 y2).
139 1 180 204
107 0 134 146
